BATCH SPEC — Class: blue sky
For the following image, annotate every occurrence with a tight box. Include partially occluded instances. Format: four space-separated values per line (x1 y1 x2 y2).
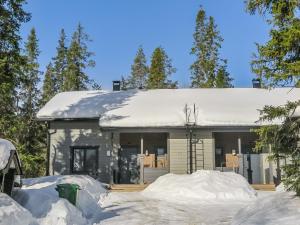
20 0 269 90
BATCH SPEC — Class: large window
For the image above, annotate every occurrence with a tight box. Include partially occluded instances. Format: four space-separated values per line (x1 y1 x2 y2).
71 146 98 174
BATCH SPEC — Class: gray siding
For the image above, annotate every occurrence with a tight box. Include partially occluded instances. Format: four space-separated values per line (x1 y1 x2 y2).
49 121 119 183
49 123 215 183
169 130 214 174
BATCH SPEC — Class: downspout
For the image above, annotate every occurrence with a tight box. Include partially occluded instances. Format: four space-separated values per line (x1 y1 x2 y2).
46 121 57 176
46 121 50 176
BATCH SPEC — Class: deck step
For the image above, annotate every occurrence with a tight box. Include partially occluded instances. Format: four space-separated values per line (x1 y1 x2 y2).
110 184 149 192
251 184 276 191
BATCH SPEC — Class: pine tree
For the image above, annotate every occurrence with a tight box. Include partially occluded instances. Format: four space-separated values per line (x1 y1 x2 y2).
18 28 45 177
64 23 95 91
41 63 56 105
147 47 177 89
246 0 300 86
190 7 233 88
0 0 30 138
53 29 68 92
128 46 148 89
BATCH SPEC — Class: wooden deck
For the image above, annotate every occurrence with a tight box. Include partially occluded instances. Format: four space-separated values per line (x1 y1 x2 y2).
109 184 149 192
251 184 276 191
110 183 275 192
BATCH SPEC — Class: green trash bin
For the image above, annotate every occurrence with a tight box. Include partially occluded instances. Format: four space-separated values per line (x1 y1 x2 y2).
55 183 80 206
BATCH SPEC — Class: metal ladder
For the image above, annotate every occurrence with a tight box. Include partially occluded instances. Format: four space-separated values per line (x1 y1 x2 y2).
187 135 205 173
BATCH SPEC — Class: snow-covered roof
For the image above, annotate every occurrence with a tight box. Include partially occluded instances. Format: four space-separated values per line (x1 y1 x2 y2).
291 106 300 118
37 88 300 128
0 138 16 170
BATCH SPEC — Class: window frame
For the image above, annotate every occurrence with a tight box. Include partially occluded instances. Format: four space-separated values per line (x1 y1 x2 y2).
70 146 99 174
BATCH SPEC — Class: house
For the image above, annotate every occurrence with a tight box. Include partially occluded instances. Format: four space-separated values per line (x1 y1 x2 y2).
0 139 22 196
37 88 300 184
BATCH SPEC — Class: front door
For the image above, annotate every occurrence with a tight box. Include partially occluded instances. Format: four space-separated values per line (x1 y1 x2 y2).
118 146 139 184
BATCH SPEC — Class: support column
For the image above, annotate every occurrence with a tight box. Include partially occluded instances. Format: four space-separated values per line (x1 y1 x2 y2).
139 134 144 184
268 144 274 184
238 137 244 176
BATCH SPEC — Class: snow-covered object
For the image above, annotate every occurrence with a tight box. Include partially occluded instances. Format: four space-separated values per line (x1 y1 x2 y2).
13 175 107 225
37 88 300 127
0 138 15 170
142 170 257 202
0 193 38 225
232 192 300 225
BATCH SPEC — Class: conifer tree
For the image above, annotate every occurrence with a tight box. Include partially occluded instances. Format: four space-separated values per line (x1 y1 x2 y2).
190 7 233 88
41 63 56 105
246 0 300 87
147 47 177 89
64 23 95 91
18 28 45 177
215 61 233 88
128 46 148 89
0 0 30 138
53 29 68 92
247 0 300 194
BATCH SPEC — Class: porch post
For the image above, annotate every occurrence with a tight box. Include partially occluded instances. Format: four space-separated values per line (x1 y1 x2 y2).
139 134 144 184
238 137 244 175
268 144 274 184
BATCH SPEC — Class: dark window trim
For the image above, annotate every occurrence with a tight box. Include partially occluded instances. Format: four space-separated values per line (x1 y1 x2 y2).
70 146 99 174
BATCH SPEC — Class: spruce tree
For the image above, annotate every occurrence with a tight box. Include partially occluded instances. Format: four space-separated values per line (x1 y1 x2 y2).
246 0 300 87
147 47 177 89
64 23 95 91
128 46 148 89
41 63 56 105
0 0 30 138
53 29 68 92
190 7 233 88
215 61 233 88
247 0 300 194
18 28 45 177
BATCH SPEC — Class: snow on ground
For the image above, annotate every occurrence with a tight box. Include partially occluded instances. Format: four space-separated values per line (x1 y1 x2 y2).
0 138 15 170
13 175 108 225
99 191 248 225
6 172 300 225
0 193 38 225
232 184 300 225
98 171 257 225
142 170 257 203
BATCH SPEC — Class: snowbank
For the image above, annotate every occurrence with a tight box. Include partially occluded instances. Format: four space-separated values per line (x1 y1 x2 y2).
0 193 38 225
142 170 256 202
0 138 15 170
232 192 300 225
13 175 108 225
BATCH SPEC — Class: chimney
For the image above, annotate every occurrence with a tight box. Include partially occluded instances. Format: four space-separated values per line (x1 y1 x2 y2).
252 78 261 88
113 80 121 91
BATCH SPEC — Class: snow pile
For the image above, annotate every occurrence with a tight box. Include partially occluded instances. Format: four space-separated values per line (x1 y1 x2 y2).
142 170 257 202
232 192 300 225
0 193 38 225
0 138 15 170
13 175 108 225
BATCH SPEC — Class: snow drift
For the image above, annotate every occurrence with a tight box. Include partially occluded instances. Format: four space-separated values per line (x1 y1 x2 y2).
13 175 108 225
142 170 256 202
0 193 38 225
232 192 300 225
0 138 15 170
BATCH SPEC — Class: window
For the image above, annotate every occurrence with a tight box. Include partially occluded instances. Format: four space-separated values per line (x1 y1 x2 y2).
71 146 98 174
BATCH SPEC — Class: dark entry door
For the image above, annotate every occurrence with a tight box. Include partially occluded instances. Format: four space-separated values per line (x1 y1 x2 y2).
118 146 139 184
